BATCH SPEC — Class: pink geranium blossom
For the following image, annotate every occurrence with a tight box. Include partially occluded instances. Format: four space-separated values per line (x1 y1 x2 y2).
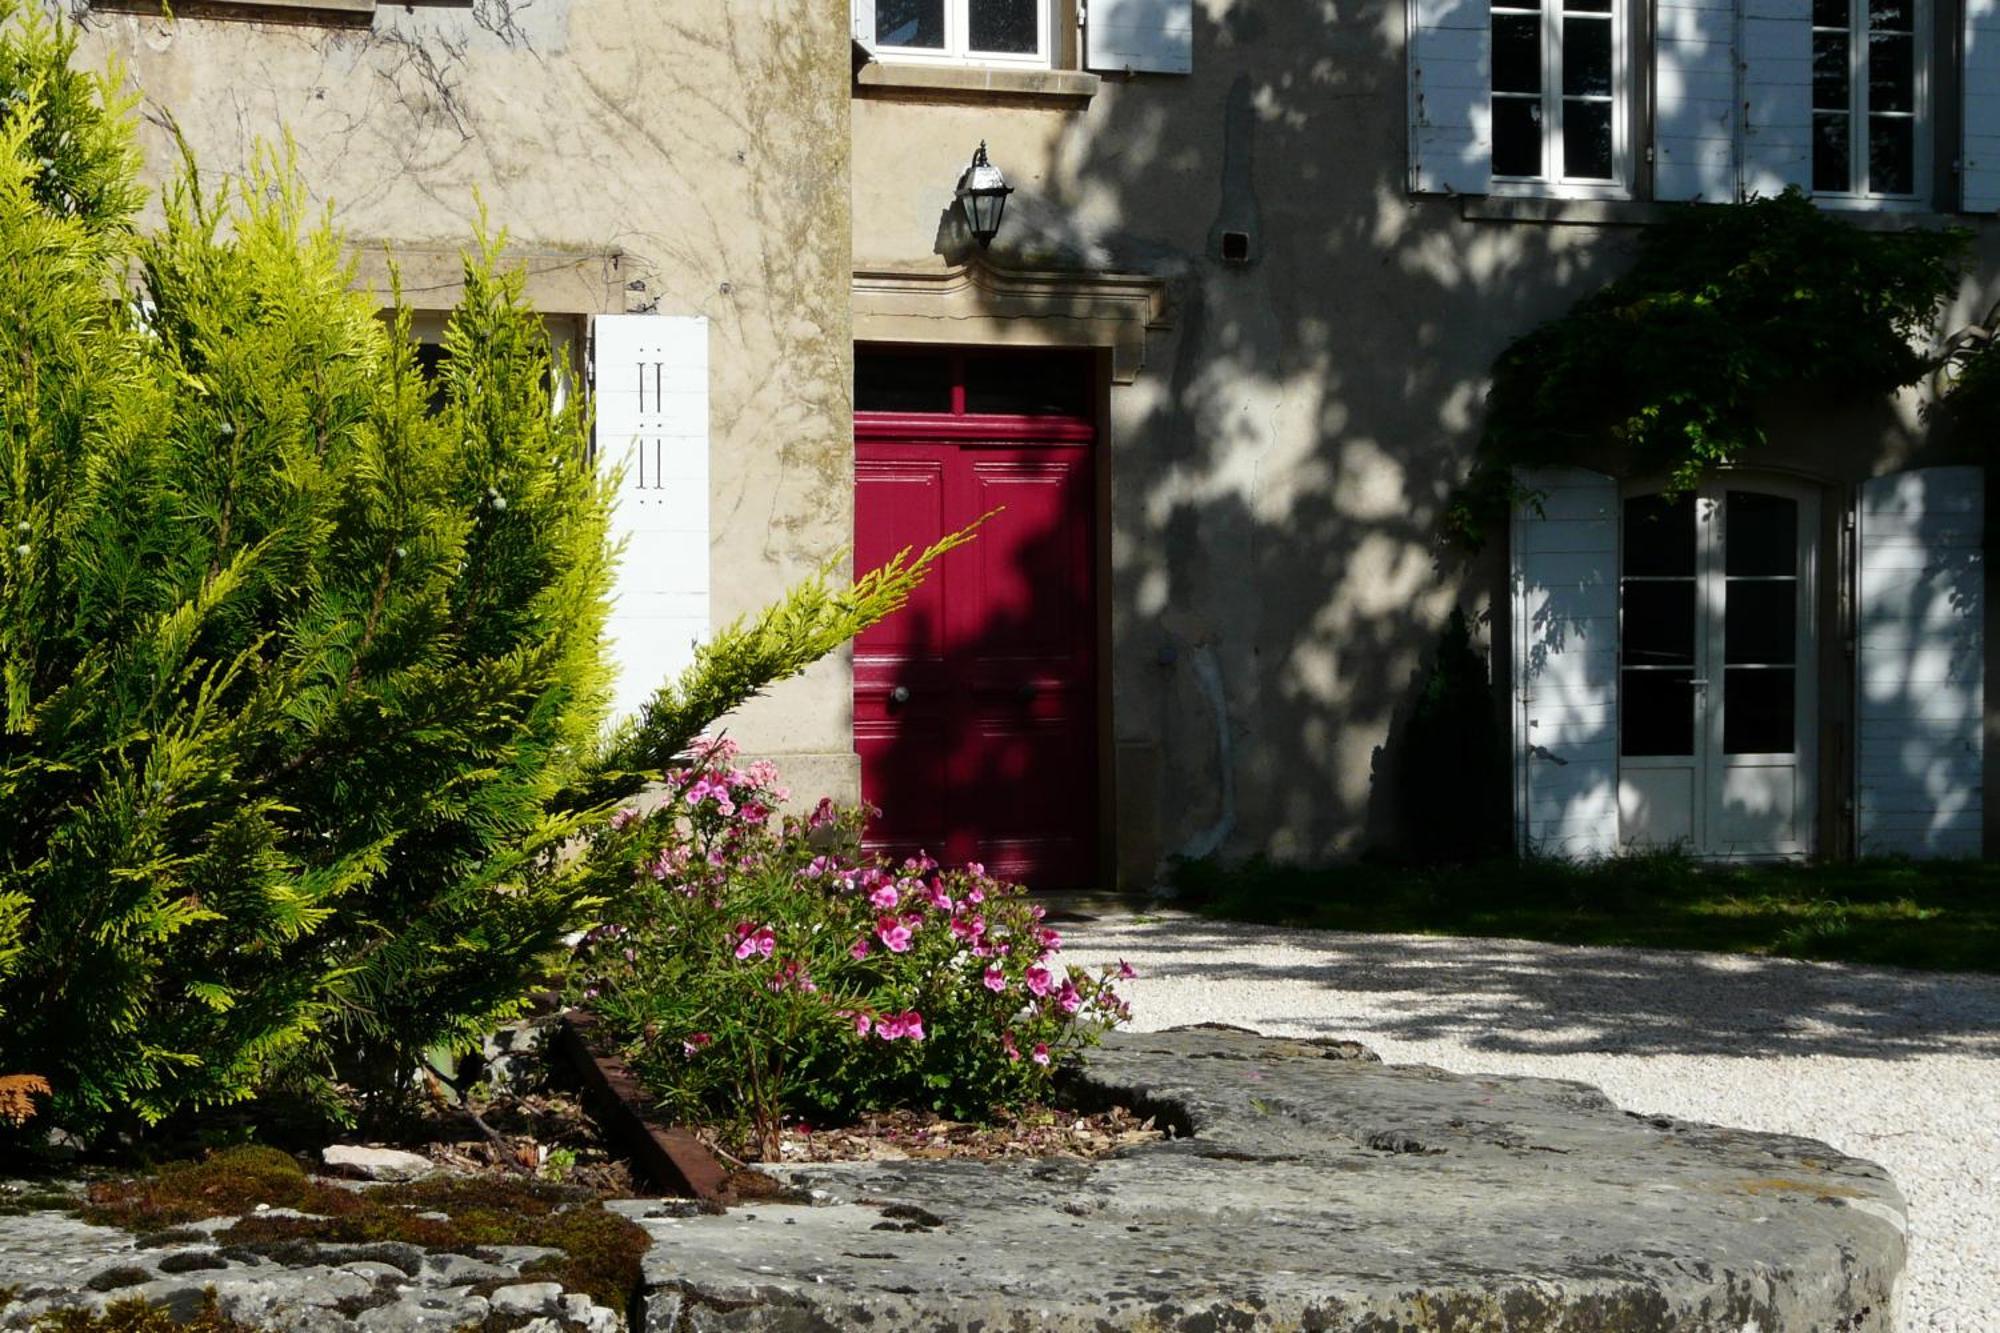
1031 1042 1050 1066
868 884 900 911
982 965 1007 993
732 922 776 960
1056 979 1083 1014
1024 964 1052 997
875 915 913 954
1117 959 1137 980
849 936 872 961
682 1032 713 1058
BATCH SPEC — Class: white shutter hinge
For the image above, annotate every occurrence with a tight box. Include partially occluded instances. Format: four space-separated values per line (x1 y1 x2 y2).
1645 143 1655 164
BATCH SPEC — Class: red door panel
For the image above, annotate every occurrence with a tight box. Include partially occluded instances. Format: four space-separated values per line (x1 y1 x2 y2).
854 404 1097 888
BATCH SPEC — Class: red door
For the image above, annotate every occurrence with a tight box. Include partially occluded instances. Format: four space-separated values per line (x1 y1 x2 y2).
853 348 1098 888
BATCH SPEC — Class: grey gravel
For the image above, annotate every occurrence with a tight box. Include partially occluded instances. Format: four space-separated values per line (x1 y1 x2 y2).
1067 910 2000 1333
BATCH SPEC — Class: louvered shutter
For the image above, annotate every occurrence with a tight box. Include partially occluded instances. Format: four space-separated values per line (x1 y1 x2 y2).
1512 468 1620 858
1856 467 1985 857
1739 0 1814 195
1965 0 2000 211
592 314 711 721
1654 0 1738 200
1408 0 1492 194
1084 0 1194 75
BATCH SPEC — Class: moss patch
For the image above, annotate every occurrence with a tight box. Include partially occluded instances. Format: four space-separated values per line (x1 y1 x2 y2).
82 1147 648 1313
31 1292 256 1333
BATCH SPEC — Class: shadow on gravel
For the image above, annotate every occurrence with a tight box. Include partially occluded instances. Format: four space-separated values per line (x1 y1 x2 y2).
1075 917 2000 1062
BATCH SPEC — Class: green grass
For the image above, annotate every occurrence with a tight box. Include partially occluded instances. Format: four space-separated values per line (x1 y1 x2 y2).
1174 852 2000 974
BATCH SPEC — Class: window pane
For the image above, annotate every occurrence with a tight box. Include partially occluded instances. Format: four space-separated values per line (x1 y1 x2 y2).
876 0 945 47
1622 671 1695 757
1725 491 1797 577
856 350 951 413
1724 668 1795 754
1566 0 1611 13
963 351 1091 417
1813 0 1848 25
1563 17 1613 96
1623 581 1696 667
1867 0 1911 27
1869 33 1913 112
1724 582 1797 665
1493 14 1542 94
1493 98 1544 176
1624 494 1695 577
1869 116 1914 194
969 0 1039 54
1813 31 1850 109
1813 113 1851 192
1563 100 1614 178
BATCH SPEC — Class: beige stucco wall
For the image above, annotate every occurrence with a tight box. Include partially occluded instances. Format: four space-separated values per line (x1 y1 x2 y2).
851 1 2000 880
67 0 861 800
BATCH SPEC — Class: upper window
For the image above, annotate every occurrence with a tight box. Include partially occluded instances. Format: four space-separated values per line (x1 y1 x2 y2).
1489 0 1628 195
868 0 1052 67
1811 0 1928 200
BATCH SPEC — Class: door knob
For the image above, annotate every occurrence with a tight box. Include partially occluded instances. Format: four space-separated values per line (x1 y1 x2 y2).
890 685 911 705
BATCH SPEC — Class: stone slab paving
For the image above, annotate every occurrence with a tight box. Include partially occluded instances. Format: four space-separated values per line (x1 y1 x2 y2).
1064 910 2000 1332
635 1027 1902 1330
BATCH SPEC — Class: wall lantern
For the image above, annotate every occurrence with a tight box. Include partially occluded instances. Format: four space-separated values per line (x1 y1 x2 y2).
955 141 1013 249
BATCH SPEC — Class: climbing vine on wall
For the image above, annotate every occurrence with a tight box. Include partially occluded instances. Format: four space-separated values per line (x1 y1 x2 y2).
1447 190 1969 545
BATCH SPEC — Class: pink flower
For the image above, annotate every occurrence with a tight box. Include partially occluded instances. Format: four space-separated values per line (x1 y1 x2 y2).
850 936 872 961
847 1011 873 1037
733 922 776 960
1031 1042 1050 1066
876 916 913 954
1001 1032 1021 1062
609 808 638 831
926 883 954 912
1038 927 1063 951
1117 959 1137 980
1024 964 1052 997
950 914 986 944
1056 979 1082 1014
877 1010 926 1042
809 797 838 830
682 1032 712 1058
982 966 1007 993
966 884 986 905
967 862 985 877
869 884 900 911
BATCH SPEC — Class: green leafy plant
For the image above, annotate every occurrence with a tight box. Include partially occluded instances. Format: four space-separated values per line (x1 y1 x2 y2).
0 0 972 1144
570 741 1132 1159
1449 190 1968 544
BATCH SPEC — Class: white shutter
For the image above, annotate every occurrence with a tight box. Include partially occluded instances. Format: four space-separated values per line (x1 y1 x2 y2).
1407 0 1492 194
1084 0 1193 75
1856 467 1985 858
1965 0 2000 212
1739 0 1814 196
1512 468 1621 858
592 314 711 721
852 0 875 49
1654 0 1738 200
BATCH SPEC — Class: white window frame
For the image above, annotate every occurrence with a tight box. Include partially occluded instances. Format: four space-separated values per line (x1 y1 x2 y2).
868 0 1054 69
1809 0 1932 207
1488 0 1633 200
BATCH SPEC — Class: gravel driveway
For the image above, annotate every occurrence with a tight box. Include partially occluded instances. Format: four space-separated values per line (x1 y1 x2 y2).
1063 909 2000 1332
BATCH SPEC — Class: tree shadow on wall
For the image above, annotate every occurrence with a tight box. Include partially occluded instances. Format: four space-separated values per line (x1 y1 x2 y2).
886 0 1645 871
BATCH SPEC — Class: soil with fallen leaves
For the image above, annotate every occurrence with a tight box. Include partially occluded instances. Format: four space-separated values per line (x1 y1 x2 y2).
704 1104 1169 1165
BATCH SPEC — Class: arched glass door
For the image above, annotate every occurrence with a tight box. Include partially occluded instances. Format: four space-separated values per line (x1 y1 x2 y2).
1617 482 1819 857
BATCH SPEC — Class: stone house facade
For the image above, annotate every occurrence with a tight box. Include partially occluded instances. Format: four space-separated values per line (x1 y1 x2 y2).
69 0 2000 885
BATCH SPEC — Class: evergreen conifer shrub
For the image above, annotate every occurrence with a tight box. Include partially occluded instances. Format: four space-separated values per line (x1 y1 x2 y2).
0 2 960 1139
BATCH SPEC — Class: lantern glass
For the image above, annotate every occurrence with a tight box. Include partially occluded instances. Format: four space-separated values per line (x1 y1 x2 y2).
955 141 1013 248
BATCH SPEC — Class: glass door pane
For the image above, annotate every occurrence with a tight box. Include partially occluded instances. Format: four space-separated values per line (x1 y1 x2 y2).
1721 491 1799 755
1621 494 1697 756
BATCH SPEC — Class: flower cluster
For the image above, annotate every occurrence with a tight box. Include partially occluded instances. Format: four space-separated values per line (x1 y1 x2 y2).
570 742 1131 1157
